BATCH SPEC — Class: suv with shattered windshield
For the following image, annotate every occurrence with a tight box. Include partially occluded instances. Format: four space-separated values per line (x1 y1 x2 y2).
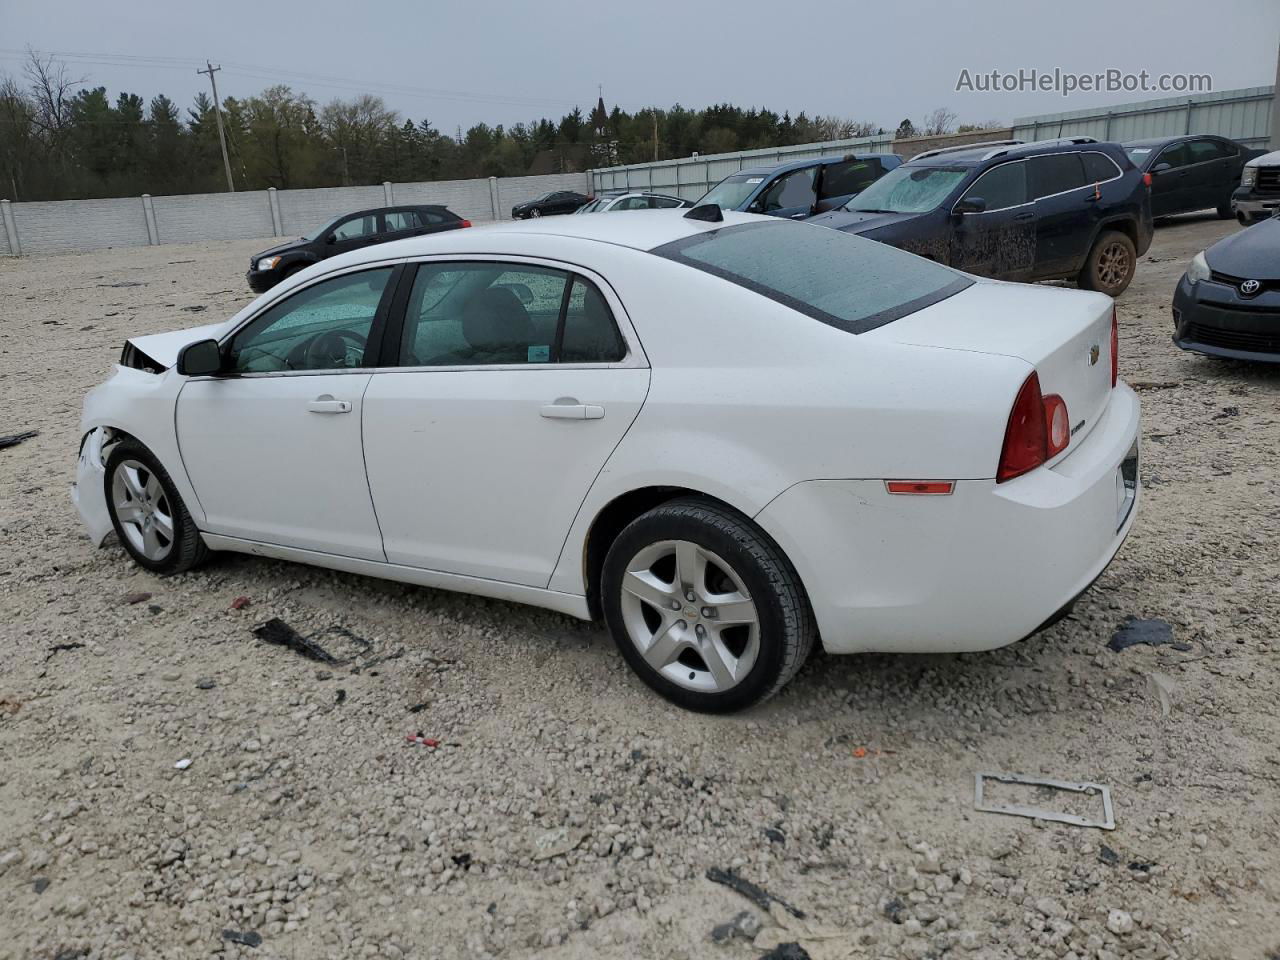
806 138 1153 296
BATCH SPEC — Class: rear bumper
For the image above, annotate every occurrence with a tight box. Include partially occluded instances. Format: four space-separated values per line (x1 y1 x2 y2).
755 383 1141 654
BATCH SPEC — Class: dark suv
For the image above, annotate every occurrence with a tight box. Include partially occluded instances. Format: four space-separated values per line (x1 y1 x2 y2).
247 205 469 292
806 138 1154 296
697 153 902 219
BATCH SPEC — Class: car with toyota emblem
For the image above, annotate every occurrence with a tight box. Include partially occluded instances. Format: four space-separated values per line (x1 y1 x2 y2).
1173 210 1280 362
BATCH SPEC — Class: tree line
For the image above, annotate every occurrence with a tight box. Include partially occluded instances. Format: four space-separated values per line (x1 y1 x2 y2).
0 51 998 202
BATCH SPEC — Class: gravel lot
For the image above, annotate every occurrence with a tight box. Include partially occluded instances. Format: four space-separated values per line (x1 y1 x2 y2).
1 216 1278 960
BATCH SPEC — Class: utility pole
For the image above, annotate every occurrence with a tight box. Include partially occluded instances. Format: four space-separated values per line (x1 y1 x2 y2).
1271 34 1280 150
197 61 235 192
653 110 659 162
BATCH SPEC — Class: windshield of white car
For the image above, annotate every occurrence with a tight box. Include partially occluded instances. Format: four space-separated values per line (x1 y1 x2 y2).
844 165 968 214
698 175 766 210
652 220 973 334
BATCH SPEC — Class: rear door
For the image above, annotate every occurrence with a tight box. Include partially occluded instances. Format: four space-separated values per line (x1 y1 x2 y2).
1027 153 1093 276
361 258 650 586
949 160 1035 280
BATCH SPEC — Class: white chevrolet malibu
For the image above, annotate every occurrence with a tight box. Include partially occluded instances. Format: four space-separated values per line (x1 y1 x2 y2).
73 209 1139 712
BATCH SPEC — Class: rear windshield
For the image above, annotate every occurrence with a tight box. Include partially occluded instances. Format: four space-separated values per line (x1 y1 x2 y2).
651 220 973 334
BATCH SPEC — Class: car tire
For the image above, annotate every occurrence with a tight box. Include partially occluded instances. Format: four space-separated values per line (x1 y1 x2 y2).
1078 230 1136 297
104 440 209 575
1216 202 1233 220
530 208 541 218
601 497 817 713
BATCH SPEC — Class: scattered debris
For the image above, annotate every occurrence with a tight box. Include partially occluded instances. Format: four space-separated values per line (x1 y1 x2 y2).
123 591 153 605
1213 406 1240 419
1108 617 1189 652
98 280 145 287
167 259 195 265
0 698 21 716
195 678 215 690
762 827 786 845
179 305 207 312
1144 671 1176 719
252 618 339 665
44 642 86 662
221 929 262 948
0 431 38 450
174 758 192 770
710 910 762 944
335 689 347 705
230 596 251 611
451 853 472 869
758 945 811 960
882 897 907 923
705 867 807 919
1098 844 1120 866
1129 381 1181 392
532 826 587 861
850 746 894 758
407 702 428 713
32 877 49 894
974 772 1115 830
406 733 439 748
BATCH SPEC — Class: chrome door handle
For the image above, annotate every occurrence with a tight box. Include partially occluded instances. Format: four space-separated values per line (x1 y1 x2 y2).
307 395 351 414
541 400 604 420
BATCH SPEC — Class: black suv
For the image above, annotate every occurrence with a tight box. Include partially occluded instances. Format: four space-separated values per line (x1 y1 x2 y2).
511 190 591 219
247 205 469 293
806 138 1154 296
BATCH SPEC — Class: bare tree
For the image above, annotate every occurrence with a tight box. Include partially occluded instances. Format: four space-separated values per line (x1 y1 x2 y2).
23 47 83 141
813 116 881 141
921 106 958 137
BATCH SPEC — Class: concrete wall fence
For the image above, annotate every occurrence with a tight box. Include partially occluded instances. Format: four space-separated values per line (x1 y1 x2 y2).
1 86 1271 258
0 172 589 257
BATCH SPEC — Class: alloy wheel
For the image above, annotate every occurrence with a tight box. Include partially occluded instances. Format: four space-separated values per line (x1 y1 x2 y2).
1097 241 1132 289
111 459 175 561
617 539 760 693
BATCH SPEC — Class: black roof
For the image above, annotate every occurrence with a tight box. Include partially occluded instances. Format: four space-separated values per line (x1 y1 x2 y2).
906 138 1114 167
1121 134 1231 148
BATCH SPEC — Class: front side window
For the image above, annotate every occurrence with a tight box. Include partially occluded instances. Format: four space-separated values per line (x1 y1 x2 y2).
1155 143 1190 169
653 220 972 335
333 214 377 241
227 268 393 373
961 161 1027 211
1028 154 1087 199
760 168 817 211
846 165 968 214
399 262 625 366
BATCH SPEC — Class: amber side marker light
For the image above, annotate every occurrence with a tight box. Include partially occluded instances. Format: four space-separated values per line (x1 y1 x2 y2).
885 481 955 495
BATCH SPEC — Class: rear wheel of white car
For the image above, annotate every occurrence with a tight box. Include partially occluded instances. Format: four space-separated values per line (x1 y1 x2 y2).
601 498 816 713
104 441 208 575
1078 230 1136 297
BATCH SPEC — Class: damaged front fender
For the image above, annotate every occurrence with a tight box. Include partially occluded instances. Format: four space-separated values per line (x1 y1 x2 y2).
71 427 116 546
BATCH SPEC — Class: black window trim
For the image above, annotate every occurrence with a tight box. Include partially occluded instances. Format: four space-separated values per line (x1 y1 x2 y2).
1025 150 1121 203
373 255 644 372
953 158 1031 214
650 220 975 335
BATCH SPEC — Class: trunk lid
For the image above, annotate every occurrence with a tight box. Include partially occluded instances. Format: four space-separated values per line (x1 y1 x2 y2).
871 278 1115 451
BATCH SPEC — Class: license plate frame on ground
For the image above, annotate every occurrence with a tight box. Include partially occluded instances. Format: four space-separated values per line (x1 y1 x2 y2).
974 771 1115 830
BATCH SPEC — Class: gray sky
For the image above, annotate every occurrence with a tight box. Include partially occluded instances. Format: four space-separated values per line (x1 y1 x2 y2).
2 0 1277 134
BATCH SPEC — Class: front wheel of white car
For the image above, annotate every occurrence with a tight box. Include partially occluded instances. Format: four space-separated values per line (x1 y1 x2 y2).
601 498 816 713
104 440 208 575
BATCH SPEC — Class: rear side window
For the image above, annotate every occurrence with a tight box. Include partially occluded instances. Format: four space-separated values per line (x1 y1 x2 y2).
819 159 885 200
383 211 422 231
1187 140 1223 164
1028 154 1087 199
1082 152 1121 182
962 161 1027 210
652 220 973 335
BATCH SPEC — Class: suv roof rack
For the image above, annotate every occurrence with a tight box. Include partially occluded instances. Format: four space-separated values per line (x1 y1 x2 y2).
982 136 1100 160
910 139 1024 162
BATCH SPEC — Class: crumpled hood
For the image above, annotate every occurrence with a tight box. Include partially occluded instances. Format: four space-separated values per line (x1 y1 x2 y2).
1204 215 1280 279
125 321 226 368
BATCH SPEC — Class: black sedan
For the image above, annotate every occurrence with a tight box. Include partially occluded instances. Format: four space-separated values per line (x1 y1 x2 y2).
1173 212 1280 362
247 205 470 292
511 190 590 219
1123 136 1260 220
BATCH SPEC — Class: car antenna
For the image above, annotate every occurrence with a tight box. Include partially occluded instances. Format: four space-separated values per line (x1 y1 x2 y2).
683 203 724 223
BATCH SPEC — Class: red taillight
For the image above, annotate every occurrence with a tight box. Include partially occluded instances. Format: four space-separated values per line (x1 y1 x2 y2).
1142 172 1152 188
1110 306 1118 387
459 219 472 228
997 372 1071 483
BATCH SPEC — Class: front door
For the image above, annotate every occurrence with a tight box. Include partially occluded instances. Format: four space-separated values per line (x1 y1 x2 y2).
176 265 398 559
1148 142 1191 217
327 212 382 256
757 167 819 219
361 259 650 586
949 159 1035 280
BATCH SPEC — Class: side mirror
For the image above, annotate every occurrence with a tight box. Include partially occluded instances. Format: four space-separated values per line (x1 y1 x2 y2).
1151 162 1172 174
954 196 986 216
325 234 337 245
177 338 223 377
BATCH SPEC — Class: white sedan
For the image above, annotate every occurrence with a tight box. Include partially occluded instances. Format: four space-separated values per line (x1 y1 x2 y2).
73 209 1140 712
